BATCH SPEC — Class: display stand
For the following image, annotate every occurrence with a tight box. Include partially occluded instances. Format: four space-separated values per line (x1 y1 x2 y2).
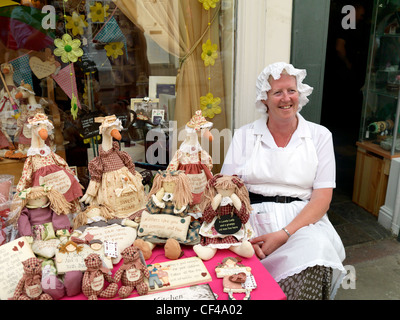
353 141 400 216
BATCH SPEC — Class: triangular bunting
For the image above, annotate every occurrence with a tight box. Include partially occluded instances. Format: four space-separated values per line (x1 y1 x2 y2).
51 63 82 110
93 16 128 56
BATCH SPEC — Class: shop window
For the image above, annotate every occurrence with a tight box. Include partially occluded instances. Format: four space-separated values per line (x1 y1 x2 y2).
0 0 236 186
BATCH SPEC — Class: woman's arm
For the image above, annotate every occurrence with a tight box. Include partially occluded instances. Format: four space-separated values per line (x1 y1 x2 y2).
251 188 332 259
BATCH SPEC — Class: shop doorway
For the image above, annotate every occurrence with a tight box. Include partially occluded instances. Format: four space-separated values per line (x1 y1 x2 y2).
320 0 374 198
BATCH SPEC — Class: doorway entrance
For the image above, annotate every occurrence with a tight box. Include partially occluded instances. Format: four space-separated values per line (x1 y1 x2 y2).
320 0 374 198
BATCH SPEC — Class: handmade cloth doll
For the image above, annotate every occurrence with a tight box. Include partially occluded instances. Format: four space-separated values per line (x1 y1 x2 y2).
11 257 53 300
9 184 72 246
193 174 255 260
8 184 81 298
134 170 200 260
13 81 51 157
0 117 14 158
82 253 118 300
167 110 213 217
80 115 145 219
16 113 82 213
0 63 19 139
113 245 149 298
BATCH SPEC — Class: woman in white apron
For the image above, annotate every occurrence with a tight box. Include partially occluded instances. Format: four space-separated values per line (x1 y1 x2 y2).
221 62 346 299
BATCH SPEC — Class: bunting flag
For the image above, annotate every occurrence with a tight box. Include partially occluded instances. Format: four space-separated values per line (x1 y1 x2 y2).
93 16 128 56
10 54 33 88
51 63 82 110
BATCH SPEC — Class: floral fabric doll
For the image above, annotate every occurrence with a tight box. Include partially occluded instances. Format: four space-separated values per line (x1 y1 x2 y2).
16 113 82 213
135 170 201 260
193 174 255 260
167 110 213 217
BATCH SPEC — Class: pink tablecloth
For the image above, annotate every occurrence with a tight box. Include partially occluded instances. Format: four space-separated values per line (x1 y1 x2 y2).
62 246 286 301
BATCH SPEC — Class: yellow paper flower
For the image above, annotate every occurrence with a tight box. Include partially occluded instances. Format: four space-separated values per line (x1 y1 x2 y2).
89 2 110 23
65 11 88 36
104 42 124 59
54 34 83 63
198 0 220 10
200 93 221 119
201 39 218 67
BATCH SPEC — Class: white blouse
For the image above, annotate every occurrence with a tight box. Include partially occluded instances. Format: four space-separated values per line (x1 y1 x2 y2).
221 113 336 199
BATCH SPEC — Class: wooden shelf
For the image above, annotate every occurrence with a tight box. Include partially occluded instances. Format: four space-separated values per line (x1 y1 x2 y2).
356 141 400 159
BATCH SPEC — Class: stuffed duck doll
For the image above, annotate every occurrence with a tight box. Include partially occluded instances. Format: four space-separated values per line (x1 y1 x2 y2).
80 115 145 219
16 113 83 213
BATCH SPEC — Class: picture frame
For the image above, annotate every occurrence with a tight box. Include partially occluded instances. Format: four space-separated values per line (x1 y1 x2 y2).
151 109 165 125
148 76 176 99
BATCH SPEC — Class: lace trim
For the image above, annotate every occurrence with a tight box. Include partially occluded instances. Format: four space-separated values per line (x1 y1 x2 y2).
179 141 202 154
27 145 51 157
255 62 313 113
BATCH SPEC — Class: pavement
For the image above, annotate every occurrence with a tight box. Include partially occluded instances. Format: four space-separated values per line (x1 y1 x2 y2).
329 189 400 300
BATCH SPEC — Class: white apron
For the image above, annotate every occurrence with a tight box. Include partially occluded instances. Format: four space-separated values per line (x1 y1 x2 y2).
246 132 346 299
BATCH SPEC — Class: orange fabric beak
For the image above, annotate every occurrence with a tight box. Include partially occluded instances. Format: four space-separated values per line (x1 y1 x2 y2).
110 129 121 140
2 68 10 74
38 128 48 141
202 129 213 142
15 92 23 99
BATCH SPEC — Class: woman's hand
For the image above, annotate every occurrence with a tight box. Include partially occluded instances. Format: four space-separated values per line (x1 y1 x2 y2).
250 230 289 259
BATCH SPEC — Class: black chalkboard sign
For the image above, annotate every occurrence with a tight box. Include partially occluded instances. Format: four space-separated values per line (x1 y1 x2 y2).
80 111 103 139
214 215 242 235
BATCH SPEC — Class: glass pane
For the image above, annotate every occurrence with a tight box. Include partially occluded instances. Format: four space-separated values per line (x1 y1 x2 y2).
360 0 400 156
0 0 236 187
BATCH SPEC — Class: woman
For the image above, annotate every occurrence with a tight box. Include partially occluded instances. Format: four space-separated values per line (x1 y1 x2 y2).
221 62 346 300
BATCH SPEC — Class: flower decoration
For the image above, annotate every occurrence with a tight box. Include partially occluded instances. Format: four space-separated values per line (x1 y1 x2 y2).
65 11 88 36
201 39 218 67
54 34 83 63
89 2 110 23
198 0 220 10
71 93 78 120
104 42 124 59
200 93 221 119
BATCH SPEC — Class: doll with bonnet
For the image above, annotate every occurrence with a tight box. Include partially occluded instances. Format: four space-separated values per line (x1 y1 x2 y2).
193 174 255 260
14 81 52 157
167 110 213 217
0 63 19 139
134 170 201 260
80 115 145 219
16 113 82 213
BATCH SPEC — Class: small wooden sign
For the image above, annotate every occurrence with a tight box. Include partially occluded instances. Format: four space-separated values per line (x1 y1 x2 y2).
0 237 35 300
146 257 212 293
29 56 57 79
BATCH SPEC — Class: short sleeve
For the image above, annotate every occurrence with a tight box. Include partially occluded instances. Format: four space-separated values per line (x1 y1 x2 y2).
312 127 336 190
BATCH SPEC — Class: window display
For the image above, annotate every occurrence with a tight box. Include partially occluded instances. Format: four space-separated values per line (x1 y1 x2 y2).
0 0 238 301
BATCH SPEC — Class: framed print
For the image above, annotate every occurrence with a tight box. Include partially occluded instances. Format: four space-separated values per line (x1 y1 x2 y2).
149 76 176 99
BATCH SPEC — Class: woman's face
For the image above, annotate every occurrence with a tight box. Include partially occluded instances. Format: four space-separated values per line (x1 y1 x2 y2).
263 74 299 122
